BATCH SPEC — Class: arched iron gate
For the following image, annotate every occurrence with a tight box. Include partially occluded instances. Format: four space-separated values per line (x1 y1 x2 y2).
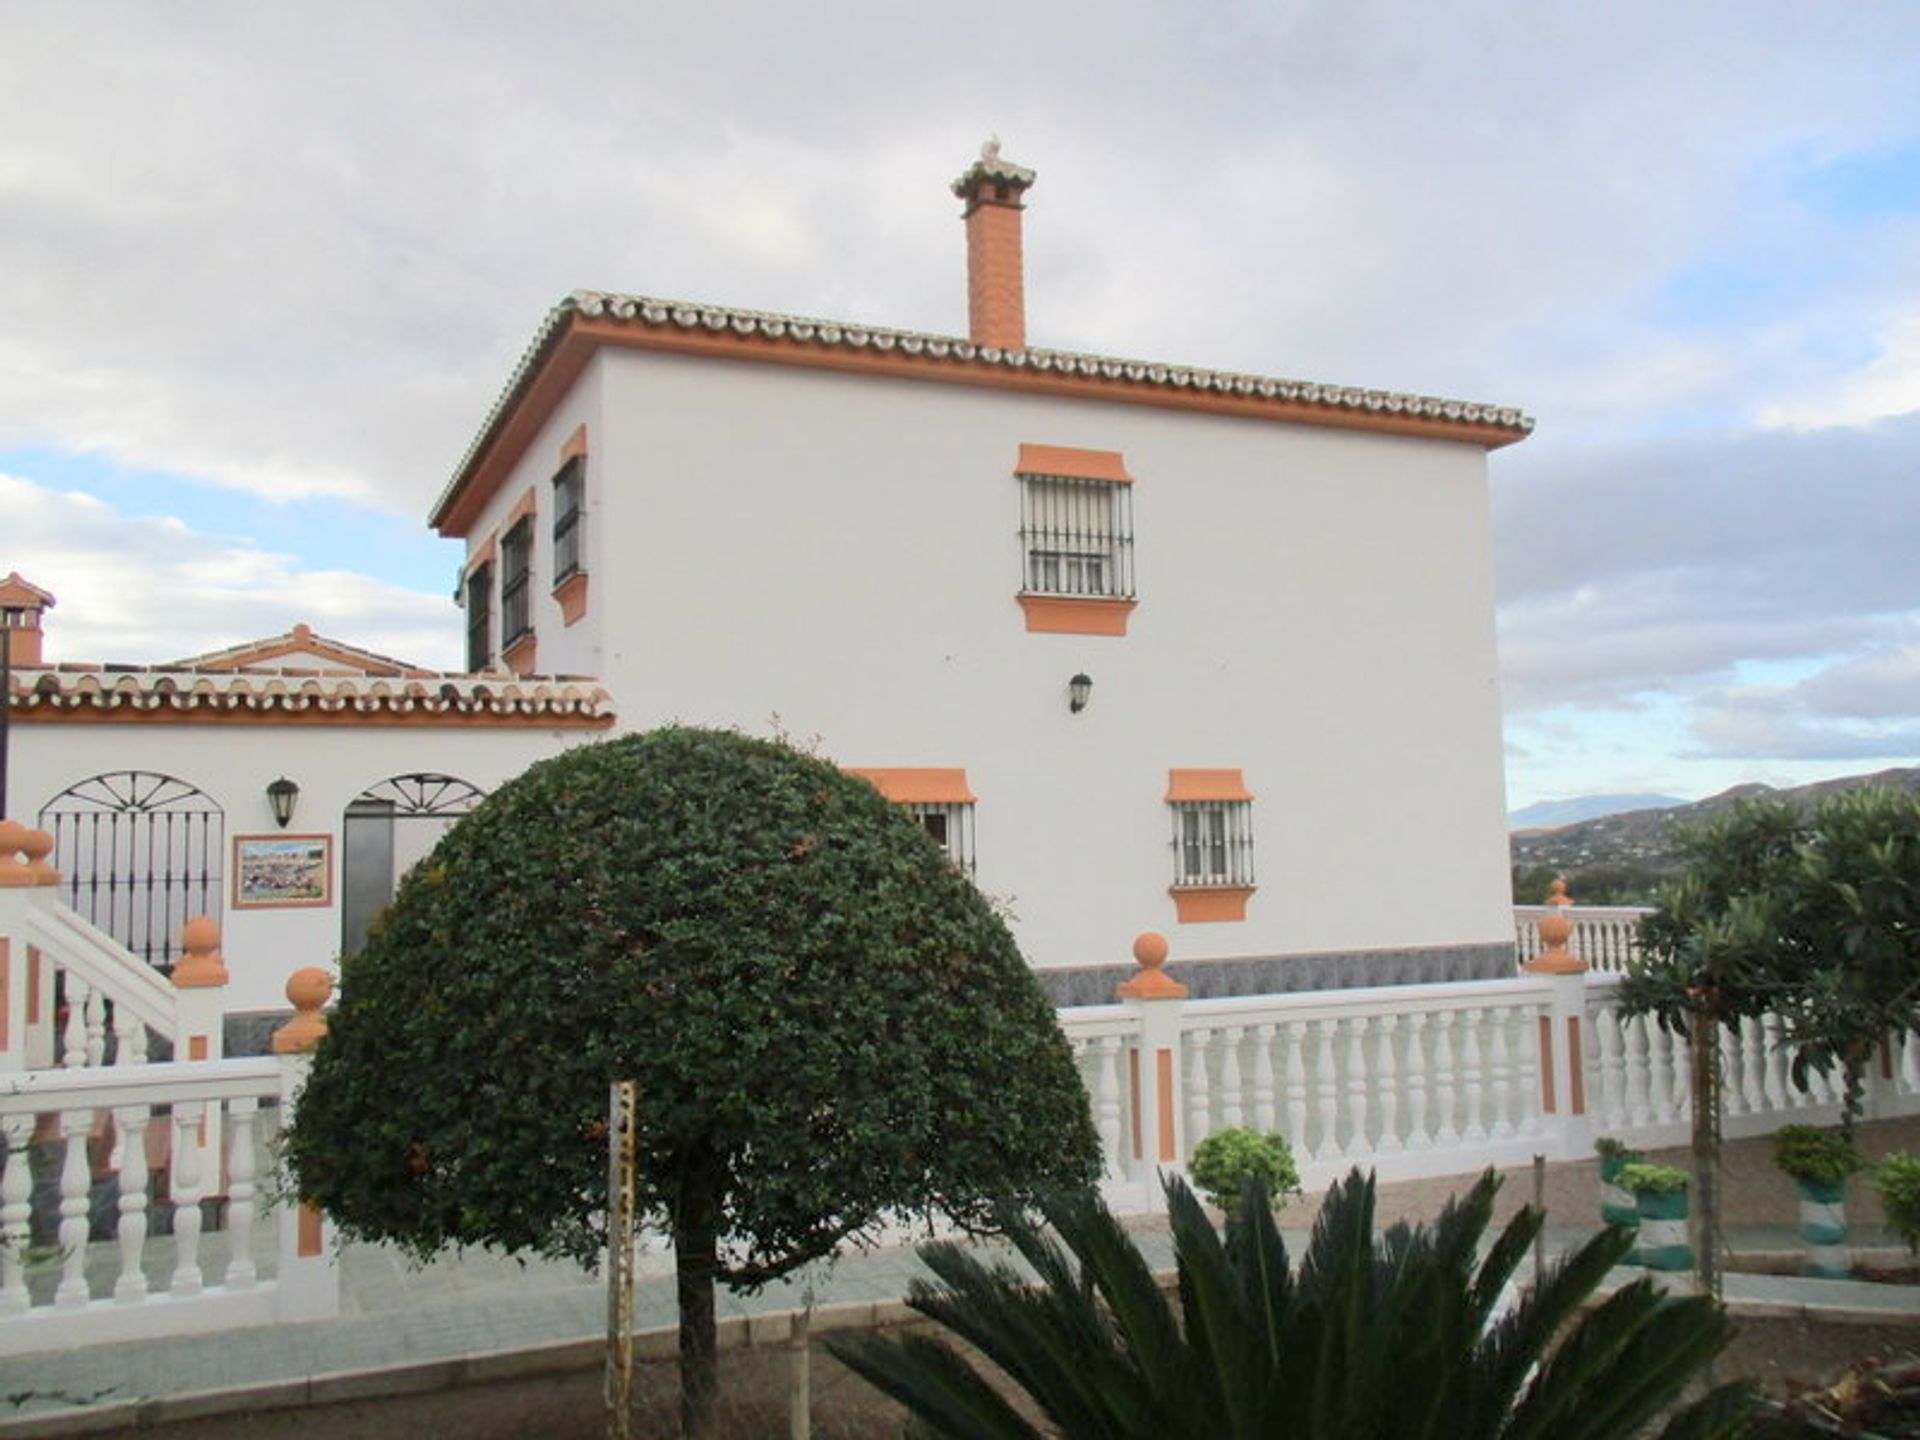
39 771 225 973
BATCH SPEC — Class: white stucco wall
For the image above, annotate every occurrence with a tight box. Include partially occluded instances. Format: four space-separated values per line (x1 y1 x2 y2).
464 347 1514 978
12 722 589 1013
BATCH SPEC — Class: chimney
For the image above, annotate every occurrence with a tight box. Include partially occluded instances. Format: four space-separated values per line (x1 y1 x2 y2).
951 139 1036 352
0 573 55 667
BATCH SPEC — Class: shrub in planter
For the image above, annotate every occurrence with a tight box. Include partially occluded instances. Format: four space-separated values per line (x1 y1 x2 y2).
1595 1136 1645 1229
1187 1128 1301 1214
1618 1163 1692 1271
1773 1125 1860 1279
1872 1152 1920 1257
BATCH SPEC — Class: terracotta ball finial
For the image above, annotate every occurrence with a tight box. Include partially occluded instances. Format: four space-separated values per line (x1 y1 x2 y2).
273 968 335 1054
1525 878 1586 975
21 828 58 885
0 820 31 888
172 915 231 988
1118 930 1188 1000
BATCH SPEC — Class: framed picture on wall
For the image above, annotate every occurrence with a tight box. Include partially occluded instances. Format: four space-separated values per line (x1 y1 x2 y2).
232 834 333 909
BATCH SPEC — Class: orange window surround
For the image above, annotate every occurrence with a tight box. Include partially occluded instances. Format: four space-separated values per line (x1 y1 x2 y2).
846 768 976 804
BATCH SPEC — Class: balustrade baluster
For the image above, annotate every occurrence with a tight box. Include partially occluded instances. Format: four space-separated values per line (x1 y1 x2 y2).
226 1099 259 1289
1344 1016 1373 1157
1516 1007 1542 1135
1093 1038 1125 1179
55 1108 92 1308
1761 1015 1789 1110
1488 1009 1515 1138
1186 1029 1213 1148
0 1114 34 1316
1220 1028 1247 1130
113 1104 151 1303
63 973 89 1068
1252 1025 1278 1132
1460 1009 1488 1141
1740 1017 1768 1115
1720 1024 1748 1117
111 1004 146 1080
1374 1014 1403 1153
1595 1007 1625 1129
1625 1014 1652 1127
1903 1030 1920 1096
1669 1020 1692 1114
1647 1019 1675 1124
1312 1019 1340 1161
1283 1021 1309 1152
84 989 107 1067
1403 1013 1430 1151
1431 1011 1460 1145
170 1102 206 1298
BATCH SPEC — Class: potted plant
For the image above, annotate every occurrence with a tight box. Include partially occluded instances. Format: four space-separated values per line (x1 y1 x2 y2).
1188 1128 1301 1215
1617 1162 1691 1271
1773 1125 1860 1279
1872 1152 1920 1257
1595 1136 1645 1230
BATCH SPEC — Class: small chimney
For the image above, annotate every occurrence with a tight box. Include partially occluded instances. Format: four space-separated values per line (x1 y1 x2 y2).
951 139 1036 352
0 573 55 667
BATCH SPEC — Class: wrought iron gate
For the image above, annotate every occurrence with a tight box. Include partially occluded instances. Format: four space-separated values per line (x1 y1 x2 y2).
39 771 225 973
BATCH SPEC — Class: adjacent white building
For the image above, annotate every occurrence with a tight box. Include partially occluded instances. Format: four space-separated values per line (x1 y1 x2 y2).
7 144 1532 1030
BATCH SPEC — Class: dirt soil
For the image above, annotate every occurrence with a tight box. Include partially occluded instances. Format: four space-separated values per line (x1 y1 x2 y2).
84 1313 1920 1440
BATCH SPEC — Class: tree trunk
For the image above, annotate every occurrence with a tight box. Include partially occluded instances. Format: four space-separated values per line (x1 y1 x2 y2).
675 1177 721 1439
1691 1001 1722 1305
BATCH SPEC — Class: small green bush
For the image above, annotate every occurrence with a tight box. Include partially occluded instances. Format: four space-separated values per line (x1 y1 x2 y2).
1594 1136 1641 1166
1872 1153 1920 1255
1617 1162 1690 1197
1771 1125 1861 1186
1189 1128 1301 1213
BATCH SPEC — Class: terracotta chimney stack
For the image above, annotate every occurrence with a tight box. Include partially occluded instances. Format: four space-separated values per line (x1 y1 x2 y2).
951 139 1036 352
0 573 54 667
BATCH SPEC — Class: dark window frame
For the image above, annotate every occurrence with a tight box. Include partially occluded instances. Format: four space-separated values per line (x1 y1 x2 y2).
464 562 493 672
552 457 584 584
501 518 533 647
1018 472 1135 600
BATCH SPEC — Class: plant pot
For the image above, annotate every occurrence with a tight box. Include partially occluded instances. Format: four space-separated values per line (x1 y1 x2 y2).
1633 1189 1691 1271
1599 1154 1640 1230
1795 1176 1850 1279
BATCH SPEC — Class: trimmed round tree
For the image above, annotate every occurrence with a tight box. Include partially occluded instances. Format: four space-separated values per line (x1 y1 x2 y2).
285 728 1101 1437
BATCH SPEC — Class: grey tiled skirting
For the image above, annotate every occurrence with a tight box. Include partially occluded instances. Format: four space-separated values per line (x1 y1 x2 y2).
1035 941 1516 1008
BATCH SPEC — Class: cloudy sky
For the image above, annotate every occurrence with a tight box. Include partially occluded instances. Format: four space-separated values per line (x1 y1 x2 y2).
3 2 1917 810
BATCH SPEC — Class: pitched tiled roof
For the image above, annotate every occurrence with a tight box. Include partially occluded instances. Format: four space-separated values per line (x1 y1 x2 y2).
430 290 1535 533
169 622 434 676
8 664 614 728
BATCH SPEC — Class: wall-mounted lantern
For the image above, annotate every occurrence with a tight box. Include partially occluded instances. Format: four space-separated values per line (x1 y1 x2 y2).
266 776 300 829
1068 673 1093 714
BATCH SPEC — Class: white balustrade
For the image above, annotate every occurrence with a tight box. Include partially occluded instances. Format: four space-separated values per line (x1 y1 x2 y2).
1514 905 1651 973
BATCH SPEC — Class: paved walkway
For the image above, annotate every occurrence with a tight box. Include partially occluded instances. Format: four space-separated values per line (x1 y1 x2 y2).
5 1120 1919 1436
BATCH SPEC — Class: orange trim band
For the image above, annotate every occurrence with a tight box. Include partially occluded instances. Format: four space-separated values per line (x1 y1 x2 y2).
554 571 589 626
1165 769 1252 803
1015 444 1133 483
463 535 498 580
1566 1017 1586 1116
560 424 588 462
847 767 975 804
9 706 613 731
502 631 538 677
1537 1014 1556 1114
1156 1049 1177 1163
1169 885 1255 923
26 946 39 1024
1128 1048 1143 1161
298 1204 325 1259
1017 594 1135 636
0 941 10 1052
189 1036 209 1061
505 487 539 529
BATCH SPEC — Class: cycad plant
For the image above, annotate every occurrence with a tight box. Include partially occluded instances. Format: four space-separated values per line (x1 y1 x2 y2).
830 1168 1754 1439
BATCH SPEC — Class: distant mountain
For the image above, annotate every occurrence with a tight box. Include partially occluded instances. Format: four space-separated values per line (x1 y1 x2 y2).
1511 767 1920 882
1509 794 1687 830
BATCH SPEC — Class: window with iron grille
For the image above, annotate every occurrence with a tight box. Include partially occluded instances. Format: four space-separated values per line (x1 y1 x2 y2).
1019 473 1134 599
911 801 976 876
501 517 532 646
464 562 493 672
552 457 584 582
1170 800 1255 888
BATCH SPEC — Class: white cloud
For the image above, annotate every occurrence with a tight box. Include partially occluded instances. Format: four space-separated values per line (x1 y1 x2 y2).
0 473 460 668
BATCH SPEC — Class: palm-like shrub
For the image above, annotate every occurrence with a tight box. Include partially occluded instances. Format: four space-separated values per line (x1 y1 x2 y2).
831 1168 1754 1440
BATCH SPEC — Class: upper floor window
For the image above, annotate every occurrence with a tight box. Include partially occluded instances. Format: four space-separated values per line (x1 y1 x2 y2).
464 562 493 672
1017 445 1135 601
501 517 533 647
552 457 584 582
910 801 976 876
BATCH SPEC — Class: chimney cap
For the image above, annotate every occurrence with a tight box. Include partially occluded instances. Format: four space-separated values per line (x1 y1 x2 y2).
951 136 1036 206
